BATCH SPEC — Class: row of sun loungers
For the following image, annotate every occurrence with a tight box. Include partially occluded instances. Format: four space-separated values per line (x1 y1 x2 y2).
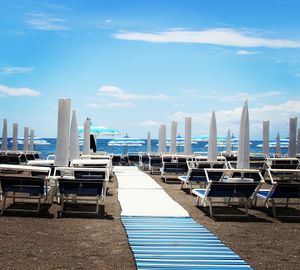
158 156 300 218
0 154 112 216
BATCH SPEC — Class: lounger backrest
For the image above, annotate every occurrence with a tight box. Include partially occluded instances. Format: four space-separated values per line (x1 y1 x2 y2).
26 154 35 161
0 175 44 195
207 182 258 198
189 168 207 181
150 156 162 165
231 171 262 182
74 170 106 180
211 162 226 169
269 183 300 198
127 154 140 163
58 178 104 196
206 170 224 182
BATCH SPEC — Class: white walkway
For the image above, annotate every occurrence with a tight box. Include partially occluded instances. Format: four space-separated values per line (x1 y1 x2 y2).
114 166 189 217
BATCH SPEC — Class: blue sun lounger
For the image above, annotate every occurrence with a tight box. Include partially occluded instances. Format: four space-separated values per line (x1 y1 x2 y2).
179 161 227 194
0 175 46 215
192 169 264 217
255 168 300 218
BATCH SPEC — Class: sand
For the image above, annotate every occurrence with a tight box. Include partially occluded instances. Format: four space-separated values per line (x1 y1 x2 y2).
0 171 299 270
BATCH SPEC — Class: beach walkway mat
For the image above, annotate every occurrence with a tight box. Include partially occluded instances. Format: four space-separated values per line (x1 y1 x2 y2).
114 167 252 269
122 216 252 269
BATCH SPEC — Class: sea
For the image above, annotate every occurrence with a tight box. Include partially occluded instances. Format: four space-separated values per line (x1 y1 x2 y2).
5 138 289 160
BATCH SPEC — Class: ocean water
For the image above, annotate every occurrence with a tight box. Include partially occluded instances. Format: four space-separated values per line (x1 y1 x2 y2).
6 138 289 160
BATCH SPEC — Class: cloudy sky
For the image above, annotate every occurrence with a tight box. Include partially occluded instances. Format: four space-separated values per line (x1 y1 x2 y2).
0 0 299 139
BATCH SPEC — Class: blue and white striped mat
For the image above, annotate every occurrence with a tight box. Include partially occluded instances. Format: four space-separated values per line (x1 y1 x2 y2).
122 216 252 270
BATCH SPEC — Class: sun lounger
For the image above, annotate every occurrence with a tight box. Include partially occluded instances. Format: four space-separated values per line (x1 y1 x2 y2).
160 161 188 183
192 169 264 217
179 161 227 194
0 175 47 215
57 177 105 216
149 156 162 174
255 168 300 218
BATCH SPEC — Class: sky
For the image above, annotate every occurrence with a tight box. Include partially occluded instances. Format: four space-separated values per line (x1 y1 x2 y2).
0 0 300 139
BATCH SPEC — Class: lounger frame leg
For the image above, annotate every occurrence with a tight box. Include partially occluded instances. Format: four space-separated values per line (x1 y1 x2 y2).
1 193 7 215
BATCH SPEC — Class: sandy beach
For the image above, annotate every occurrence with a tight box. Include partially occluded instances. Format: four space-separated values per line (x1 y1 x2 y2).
0 171 299 270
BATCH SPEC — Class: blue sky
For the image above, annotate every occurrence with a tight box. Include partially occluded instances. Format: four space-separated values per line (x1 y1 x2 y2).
0 0 299 139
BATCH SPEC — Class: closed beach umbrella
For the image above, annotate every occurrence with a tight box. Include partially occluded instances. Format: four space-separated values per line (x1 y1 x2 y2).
54 98 71 167
160 124 166 153
157 126 161 153
12 123 18 151
297 128 300 154
83 118 91 155
170 121 178 154
226 129 231 155
207 111 217 162
184 117 192 155
1 119 8 151
237 100 250 169
23 127 29 151
276 133 281 155
29 128 34 151
69 110 80 161
147 131 151 153
263 120 269 157
288 117 297 158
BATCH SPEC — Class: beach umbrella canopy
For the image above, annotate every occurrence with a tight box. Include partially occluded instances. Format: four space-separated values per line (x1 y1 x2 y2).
1 119 8 151
263 120 270 157
184 117 192 155
226 129 232 155
237 100 250 169
207 111 217 162
78 122 120 136
108 134 145 154
54 98 71 167
69 110 80 161
170 121 178 154
288 117 297 158
275 133 281 155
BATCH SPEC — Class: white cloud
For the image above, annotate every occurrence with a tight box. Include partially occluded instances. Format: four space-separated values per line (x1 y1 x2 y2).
114 28 300 48
86 103 99 108
236 50 259 55
140 120 161 127
97 85 168 100
170 100 300 138
185 90 283 103
25 12 70 31
0 84 41 97
0 66 34 75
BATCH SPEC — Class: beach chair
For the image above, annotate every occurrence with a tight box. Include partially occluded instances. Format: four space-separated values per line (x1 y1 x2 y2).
127 152 140 166
179 161 227 194
149 156 162 174
192 169 264 217
57 177 106 216
0 175 47 215
160 161 188 183
255 168 300 218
